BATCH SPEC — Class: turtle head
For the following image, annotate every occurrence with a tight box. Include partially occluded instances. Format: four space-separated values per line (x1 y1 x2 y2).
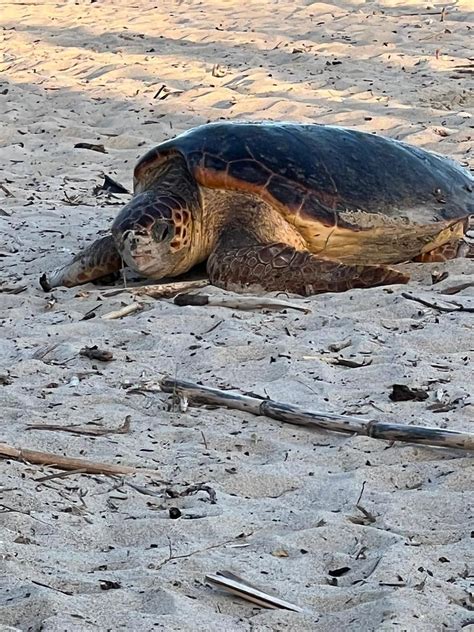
111 191 194 278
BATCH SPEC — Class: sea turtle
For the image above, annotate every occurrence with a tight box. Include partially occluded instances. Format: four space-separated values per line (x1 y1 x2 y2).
40 122 473 296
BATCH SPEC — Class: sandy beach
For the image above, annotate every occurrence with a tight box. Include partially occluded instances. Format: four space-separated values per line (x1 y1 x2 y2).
0 1 473 630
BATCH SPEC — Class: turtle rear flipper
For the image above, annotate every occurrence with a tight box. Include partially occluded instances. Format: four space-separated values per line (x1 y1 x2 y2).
207 242 409 297
412 216 474 262
40 235 122 291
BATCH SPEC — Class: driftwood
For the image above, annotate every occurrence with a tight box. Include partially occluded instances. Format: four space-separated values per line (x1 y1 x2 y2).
160 378 474 451
174 293 311 313
206 570 304 612
0 442 162 476
100 279 209 299
101 302 143 320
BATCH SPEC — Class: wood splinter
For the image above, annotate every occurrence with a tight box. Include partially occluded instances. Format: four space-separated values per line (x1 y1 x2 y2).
101 302 143 320
160 378 474 451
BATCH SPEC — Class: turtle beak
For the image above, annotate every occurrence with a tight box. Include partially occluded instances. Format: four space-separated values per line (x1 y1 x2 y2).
119 228 146 251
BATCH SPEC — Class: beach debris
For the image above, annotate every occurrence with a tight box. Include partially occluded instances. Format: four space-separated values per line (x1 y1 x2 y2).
62 192 86 206
205 570 304 612
45 294 57 310
430 270 449 284
328 566 351 578
165 483 217 504
95 174 130 195
347 504 376 526
26 416 131 437
99 580 121 591
0 183 14 197
80 345 114 362
401 292 474 313
452 64 474 75
389 384 429 402
169 507 182 519
101 302 143 320
347 481 377 525
0 284 27 294
74 142 107 154
327 338 352 353
153 84 183 100
427 395 467 413
440 281 474 295
0 441 162 476
174 292 311 313
98 279 209 299
329 356 372 368
212 64 229 77
160 377 474 451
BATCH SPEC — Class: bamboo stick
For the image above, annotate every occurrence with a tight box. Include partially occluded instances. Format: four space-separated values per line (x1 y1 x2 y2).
160 378 474 451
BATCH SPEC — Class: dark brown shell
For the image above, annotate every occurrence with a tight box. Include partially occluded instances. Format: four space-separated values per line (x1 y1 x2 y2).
134 122 473 229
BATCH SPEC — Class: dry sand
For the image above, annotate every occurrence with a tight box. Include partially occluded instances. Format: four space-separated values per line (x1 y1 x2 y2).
0 1 473 630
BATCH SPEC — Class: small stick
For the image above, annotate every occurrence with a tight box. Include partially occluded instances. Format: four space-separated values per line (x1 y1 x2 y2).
26 416 131 437
0 183 14 197
101 302 143 320
160 378 474 451
401 292 474 313
35 469 90 483
0 442 162 476
101 279 209 299
174 293 311 313
0 284 27 294
440 282 474 295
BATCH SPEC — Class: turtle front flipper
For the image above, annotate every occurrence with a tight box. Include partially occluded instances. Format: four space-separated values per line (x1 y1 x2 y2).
40 235 122 291
207 242 409 297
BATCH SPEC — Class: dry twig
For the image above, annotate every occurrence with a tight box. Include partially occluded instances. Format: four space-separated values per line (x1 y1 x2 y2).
101 302 143 320
0 442 162 476
26 416 131 437
174 293 311 313
401 292 474 313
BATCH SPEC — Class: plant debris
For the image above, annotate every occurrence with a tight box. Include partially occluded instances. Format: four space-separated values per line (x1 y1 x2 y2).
328 566 351 577
95 174 130 195
205 570 303 612
80 345 114 362
390 384 429 402
74 142 107 154
330 356 372 368
99 580 121 590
